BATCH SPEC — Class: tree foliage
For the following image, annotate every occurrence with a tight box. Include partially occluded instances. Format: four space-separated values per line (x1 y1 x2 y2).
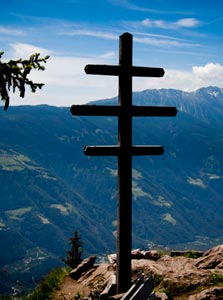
0 52 49 110
63 230 83 269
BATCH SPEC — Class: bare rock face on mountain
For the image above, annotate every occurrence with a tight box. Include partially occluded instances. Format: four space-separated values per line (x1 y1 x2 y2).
70 256 96 280
56 245 223 300
130 245 223 299
188 286 223 300
195 244 223 270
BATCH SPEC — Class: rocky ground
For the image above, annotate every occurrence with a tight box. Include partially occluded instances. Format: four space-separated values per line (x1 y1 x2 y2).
55 245 223 300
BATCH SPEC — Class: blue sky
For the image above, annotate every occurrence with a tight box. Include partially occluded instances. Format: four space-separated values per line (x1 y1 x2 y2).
0 0 223 107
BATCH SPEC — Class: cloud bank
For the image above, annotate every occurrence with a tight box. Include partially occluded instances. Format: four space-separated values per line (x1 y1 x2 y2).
6 43 223 107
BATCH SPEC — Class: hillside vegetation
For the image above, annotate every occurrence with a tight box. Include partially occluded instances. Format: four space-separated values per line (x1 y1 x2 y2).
0 86 222 295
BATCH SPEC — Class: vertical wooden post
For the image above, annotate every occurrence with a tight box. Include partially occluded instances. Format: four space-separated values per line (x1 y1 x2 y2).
117 32 133 293
70 31 177 295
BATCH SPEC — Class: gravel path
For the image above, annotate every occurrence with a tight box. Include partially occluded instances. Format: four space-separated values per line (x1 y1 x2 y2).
54 275 90 300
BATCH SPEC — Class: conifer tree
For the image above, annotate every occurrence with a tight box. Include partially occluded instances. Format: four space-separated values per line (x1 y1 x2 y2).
0 52 49 110
63 230 83 269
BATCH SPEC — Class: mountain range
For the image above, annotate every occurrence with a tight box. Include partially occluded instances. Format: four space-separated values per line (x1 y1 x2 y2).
0 86 222 295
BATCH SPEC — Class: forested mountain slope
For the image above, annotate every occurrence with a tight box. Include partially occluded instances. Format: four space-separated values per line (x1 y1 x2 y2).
0 86 222 295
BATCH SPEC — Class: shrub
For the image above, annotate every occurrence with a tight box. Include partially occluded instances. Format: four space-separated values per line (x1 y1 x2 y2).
27 268 68 300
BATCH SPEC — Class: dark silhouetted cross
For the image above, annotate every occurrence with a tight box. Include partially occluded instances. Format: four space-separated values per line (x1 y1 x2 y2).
70 32 177 293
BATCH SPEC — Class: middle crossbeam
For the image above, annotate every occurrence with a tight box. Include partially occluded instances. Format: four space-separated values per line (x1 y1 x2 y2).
70 105 177 117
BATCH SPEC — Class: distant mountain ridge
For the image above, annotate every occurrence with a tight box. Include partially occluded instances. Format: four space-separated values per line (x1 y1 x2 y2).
90 86 223 128
0 86 222 295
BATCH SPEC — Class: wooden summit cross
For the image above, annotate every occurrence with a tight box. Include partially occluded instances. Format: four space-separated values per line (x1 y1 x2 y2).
70 32 177 293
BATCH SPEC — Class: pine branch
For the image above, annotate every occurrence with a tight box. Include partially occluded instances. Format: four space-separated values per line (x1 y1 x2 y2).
0 52 49 110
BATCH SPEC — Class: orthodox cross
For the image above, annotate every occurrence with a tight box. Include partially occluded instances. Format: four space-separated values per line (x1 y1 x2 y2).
70 32 177 293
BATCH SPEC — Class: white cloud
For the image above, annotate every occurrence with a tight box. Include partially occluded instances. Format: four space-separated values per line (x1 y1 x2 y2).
133 63 223 92
141 18 166 28
108 0 190 14
134 36 194 48
0 26 25 36
99 51 116 59
192 63 223 80
59 27 196 48
108 0 162 13
59 29 117 40
140 17 201 29
174 18 201 28
9 43 52 59
191 63 223 88
6 44 118 107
